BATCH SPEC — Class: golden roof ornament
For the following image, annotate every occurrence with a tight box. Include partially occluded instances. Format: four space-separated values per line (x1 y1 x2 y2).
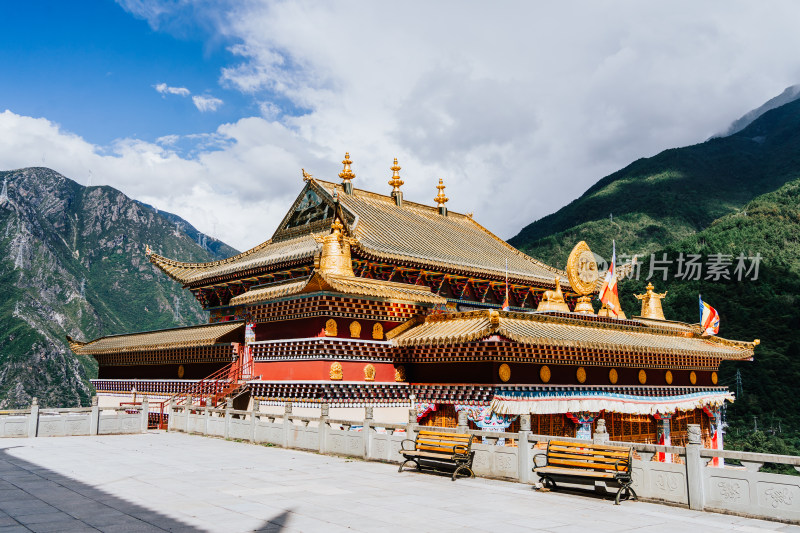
339 152 355 194
388 158 404 193
434 178 448 207
635 282 667 320
314 216 358 277
301 168 313 181
536 276 571 313
566 241 599 315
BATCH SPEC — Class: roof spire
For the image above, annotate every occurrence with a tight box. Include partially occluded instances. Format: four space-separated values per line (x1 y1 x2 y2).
388 158 404 207
434 178 449 216
339 152 355 195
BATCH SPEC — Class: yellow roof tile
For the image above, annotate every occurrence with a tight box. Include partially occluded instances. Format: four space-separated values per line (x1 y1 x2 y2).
67 322 243 356
149 179 566 288
391 310 757 359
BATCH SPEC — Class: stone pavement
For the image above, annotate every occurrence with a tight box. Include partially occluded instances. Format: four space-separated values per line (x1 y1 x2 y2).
0 433 797 533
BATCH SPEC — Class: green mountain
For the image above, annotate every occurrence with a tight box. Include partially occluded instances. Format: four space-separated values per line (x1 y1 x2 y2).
0 167 238 408
616 178 800 429
509 97 800 268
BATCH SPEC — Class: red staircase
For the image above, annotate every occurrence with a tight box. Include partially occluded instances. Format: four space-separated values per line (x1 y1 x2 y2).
172 359 248 408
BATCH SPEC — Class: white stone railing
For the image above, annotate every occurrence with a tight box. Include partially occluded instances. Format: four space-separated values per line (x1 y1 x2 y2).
168 401 800 523
0 397 148 437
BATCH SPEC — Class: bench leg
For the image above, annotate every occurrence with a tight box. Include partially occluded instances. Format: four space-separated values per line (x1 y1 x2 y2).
398 459 419 473
614 481 637 505
452 464 475 481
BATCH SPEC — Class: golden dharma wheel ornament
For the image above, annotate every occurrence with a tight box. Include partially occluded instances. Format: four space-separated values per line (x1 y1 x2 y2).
711 371 718 385
608 368 618 384
638 369 647 385
372 323 383 340
566 241 599 296
498 363 511 383
539 365 551 383
349 320 361 338
690 371 697 385
330 362 343 380
665 370 673 385
177 364 185 379
364 364 376 382
394 365 407 382
576 366 587 384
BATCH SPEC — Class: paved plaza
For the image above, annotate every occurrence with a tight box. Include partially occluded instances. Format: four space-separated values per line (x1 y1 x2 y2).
0 432 797 532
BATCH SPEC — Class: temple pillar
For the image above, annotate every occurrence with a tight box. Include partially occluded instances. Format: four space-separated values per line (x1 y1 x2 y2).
715 410 725 468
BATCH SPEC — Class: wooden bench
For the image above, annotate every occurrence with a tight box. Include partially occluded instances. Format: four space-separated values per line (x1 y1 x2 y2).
533 440 638 504
398 430 475 480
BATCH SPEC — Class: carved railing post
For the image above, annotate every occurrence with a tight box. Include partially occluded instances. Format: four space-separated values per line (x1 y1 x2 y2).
518 414 532 484
141 396 149 433
363 406 374 459
90 396 99 436
407 408 417 442
204 399 211 436
167 398 175 432
250 401 258 443
593 418 609 445
283 402 292 448
456 409 468 433
319 403 329 454
685 424 705 511
28 398 39 438
224 401 232 440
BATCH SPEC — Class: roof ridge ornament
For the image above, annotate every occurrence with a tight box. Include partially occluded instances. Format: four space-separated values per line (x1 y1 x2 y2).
635 282 668 320
535 276 571 313
302 168 313 182
388 158 404 207
314 216 358 277
434 178 449 216
339 152 355 195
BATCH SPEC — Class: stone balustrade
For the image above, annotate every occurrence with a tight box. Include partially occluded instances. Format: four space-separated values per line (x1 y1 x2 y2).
0 397 148 437
167 402 800 522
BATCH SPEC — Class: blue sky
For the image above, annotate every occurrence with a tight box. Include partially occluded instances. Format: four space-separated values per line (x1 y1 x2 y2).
0 1 255 145
1 1 800 251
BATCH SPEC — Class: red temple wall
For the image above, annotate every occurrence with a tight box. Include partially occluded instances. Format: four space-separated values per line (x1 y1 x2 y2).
97 362 227 380
253 360 396 382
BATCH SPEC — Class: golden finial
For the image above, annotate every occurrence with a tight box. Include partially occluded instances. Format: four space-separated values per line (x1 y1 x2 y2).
535 276 571 313
388 158 404 193
634 282 668 320
339 152 355 188
434 178 448 207
302 168 313 181
145 244 152 256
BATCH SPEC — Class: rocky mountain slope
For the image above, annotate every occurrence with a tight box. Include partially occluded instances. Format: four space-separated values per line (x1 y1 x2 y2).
509 95 800 268
0 168 238 408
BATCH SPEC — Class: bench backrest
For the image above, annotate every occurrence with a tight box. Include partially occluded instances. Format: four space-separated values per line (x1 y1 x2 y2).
415 430 473 457
545 440 632 474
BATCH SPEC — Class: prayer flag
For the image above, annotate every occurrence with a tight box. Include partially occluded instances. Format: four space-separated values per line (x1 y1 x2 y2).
599 241 621 316
699 295 720 336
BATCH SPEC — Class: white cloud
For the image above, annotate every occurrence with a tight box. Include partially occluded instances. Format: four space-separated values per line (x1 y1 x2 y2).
192 95 224 112
153 82 191 97
12 2 800 258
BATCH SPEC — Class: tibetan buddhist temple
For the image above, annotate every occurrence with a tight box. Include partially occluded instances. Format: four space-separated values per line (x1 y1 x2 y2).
70 153 759 452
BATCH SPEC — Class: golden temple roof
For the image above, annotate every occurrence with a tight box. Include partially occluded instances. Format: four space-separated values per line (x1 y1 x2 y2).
228 270 447 306
67 322 244 356
390 310 757 359
149 178 566 287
